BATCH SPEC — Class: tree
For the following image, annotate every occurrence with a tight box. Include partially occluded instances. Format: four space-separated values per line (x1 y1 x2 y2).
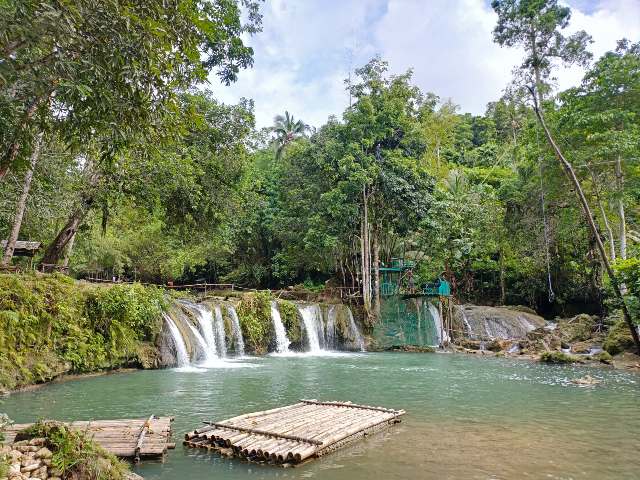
0 0 262 181
272 111 308 159
492 0 640 352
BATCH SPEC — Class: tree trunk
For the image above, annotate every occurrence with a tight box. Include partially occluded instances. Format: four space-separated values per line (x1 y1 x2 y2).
529 88 640 354
0 95 47 181
61 230 77 268
373 227 380 319
41 168 101 266
589 167 616 261
360 186 371 315
1 131 44 266
499 247 506 305
41 207 90 266
615 155 626 260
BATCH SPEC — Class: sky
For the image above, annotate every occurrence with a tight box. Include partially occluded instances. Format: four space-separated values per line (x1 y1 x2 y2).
210 0 640 129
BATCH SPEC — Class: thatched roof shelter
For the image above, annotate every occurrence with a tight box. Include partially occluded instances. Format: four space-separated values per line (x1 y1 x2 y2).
0 240 42 257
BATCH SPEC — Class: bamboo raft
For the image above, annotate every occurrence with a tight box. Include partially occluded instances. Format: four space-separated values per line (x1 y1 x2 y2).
184 399 405 465
1 416 175 462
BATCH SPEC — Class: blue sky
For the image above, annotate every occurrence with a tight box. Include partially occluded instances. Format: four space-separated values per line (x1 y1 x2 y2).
210 0 640 129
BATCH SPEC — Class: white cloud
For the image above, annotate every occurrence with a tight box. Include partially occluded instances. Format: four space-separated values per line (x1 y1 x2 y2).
208 0 640 128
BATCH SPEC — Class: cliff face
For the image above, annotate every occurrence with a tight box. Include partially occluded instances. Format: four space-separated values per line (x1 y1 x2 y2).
455 305 546 340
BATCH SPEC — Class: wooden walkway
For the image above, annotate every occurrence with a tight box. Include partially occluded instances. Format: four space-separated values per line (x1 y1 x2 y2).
2 416 175 462
184 400 405 465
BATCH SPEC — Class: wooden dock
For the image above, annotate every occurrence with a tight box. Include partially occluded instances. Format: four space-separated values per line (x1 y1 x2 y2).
2 416 175 462
184 399 405 465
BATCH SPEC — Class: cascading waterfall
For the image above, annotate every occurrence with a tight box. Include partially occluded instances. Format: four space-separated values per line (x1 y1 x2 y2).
428 302 449 345
213 306 228 358
325 306 337 350
163 313 189 367
459 306 473 337
186 321 211 361
271 302 291 354
227 306 245 356
346 308 366 352
298 305 324 353
192 305 218 361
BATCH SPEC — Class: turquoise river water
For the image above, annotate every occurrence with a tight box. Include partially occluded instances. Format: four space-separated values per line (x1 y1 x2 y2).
2 353 639 479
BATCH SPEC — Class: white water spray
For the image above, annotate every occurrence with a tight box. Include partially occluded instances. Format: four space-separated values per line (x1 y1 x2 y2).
163 314 189 367
428 302 449 345
213 306 227 358
227 306 245 356
271 302 291 354
325 305 337 350
298 305 323 353
192 305 218 361
346 307 366 352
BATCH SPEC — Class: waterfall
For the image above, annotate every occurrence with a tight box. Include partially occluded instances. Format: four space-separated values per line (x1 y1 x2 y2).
213 306 228 358
192 305 218 361
346 307 366 352
428 302 449 345
271 302 291 354
163 313 189 367
227 306 245 356
298 304 323 353
186 322 210 361
325 305 337 350
459 306 473 337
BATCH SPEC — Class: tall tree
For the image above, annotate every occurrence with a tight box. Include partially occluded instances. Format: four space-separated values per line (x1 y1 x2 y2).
492 0 640 352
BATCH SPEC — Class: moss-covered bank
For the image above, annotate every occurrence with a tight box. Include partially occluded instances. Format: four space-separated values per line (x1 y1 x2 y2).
1 421 133 480
0 274 166 391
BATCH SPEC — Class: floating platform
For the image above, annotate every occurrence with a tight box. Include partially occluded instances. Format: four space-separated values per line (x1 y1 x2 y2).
2 416 175 462
184 399 405 465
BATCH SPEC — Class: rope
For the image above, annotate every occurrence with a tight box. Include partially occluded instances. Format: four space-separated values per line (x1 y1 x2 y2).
536 127 555 303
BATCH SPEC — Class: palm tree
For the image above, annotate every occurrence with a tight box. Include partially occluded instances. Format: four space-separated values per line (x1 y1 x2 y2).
272 111 308 159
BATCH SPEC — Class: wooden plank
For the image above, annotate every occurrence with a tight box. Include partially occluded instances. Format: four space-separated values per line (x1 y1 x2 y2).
1 417 172 461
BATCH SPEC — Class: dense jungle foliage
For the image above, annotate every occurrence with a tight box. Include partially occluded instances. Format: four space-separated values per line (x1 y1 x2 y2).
0 274 166 390
0 1 638 335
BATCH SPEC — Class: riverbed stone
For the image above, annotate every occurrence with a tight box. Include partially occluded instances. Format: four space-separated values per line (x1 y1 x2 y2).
33 448 51 460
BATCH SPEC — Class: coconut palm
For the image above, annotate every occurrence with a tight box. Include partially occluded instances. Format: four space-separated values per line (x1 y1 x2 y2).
272 111 308 159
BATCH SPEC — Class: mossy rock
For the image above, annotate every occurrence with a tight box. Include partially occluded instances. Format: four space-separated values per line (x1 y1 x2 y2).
603 320 636 355
386 344 435 353
277 300 301 345
457 339 482 350
237 291 274 355
486 339 510 352
539 351 584 364
592 351 613 364
558 314 598 342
